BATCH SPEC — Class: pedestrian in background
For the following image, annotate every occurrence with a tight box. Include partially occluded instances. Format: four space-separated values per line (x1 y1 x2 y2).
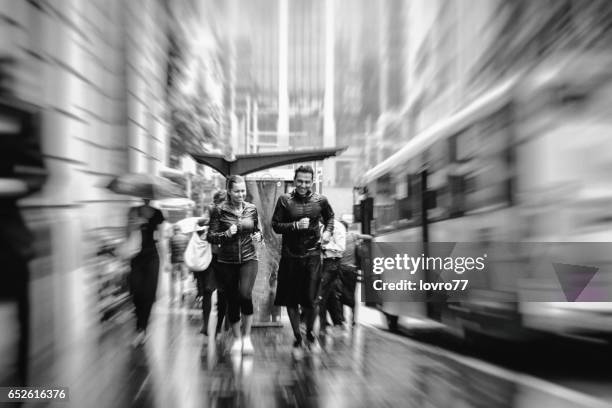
187 215 215 340
168 224 189 304
0 89 46 386
207 176 262 355
318 218 346 338
208 190 229 341
126 199 166 347
338 219 372 327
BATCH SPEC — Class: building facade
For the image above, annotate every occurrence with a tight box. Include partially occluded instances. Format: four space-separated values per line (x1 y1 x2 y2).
0 0 172 359
215 0 338 188
361 0 504 176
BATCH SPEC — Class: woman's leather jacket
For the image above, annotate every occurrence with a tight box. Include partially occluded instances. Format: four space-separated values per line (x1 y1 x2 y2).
207 201 260 264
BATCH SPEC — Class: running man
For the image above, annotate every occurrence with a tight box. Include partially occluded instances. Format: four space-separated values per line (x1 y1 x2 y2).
271 165 334 358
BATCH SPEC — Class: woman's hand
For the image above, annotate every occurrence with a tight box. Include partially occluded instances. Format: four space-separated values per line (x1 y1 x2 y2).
227 224 238 236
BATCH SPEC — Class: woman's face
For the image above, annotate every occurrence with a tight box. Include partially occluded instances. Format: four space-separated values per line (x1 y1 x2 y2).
229 181 246 205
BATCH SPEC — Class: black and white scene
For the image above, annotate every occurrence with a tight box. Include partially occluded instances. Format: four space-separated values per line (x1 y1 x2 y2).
2 0 612 407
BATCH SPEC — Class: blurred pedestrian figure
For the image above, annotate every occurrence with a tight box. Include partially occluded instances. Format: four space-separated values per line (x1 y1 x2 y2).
0 83 46 387
338 220 372 327
126 199 166 346
207 176 262 355
185 215 214 340
318 219 346 337
271 165 334 359
208 190 229 340
168 224 189 304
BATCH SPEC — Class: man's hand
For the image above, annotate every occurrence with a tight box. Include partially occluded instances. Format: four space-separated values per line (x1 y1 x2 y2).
321 230 331 244
227 224 238 236
252 231 262 243
297 217 310 230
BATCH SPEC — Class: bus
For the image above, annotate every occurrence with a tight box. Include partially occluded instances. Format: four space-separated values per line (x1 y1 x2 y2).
355 52 612 342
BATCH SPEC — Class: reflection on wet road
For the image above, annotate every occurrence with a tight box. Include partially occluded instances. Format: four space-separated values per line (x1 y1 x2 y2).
24 305 610 408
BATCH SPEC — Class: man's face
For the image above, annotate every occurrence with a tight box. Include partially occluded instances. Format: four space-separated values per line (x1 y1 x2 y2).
294 171 313 196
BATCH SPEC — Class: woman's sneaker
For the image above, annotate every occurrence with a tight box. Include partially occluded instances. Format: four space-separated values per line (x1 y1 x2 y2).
242 336 254 355
230 338 242 355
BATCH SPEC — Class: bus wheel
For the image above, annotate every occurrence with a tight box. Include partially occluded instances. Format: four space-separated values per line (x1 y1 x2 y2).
383 313 399 332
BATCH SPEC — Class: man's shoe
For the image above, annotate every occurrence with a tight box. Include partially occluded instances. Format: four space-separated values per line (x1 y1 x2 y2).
306 332 321 354
292 339 304 360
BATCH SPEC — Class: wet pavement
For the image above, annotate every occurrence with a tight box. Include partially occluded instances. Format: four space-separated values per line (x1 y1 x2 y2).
20 300 612 408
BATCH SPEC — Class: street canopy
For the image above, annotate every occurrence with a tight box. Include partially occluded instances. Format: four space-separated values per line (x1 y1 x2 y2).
190 147 347 178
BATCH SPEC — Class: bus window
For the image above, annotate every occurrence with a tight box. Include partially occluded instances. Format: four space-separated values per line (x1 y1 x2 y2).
395 173 413 225
449 174 465 217
428 170 450 220
425 140 452 221
447 128 474 217
462 108 513 212
372 173 397 233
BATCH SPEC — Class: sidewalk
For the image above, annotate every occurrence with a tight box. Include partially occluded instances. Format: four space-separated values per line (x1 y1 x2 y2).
23 293 607 408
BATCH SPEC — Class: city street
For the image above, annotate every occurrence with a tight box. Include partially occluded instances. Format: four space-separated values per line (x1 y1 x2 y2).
4 2 612 408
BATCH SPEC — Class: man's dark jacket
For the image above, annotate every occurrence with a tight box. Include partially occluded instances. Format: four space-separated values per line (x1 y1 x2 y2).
271 190 334 258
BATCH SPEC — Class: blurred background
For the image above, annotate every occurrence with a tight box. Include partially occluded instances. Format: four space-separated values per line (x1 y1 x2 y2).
2 0 612 407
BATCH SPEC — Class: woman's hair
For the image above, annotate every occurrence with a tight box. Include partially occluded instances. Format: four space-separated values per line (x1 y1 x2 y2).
212 189 227 205
226 175 245 195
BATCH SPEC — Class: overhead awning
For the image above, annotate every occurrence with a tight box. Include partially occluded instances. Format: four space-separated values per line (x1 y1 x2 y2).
190 147 347 178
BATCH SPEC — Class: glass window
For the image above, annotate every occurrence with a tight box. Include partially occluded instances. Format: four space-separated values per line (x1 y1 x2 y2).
394 173 413 225
462 108 513 211
372 173 397 233
425 140 452 220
